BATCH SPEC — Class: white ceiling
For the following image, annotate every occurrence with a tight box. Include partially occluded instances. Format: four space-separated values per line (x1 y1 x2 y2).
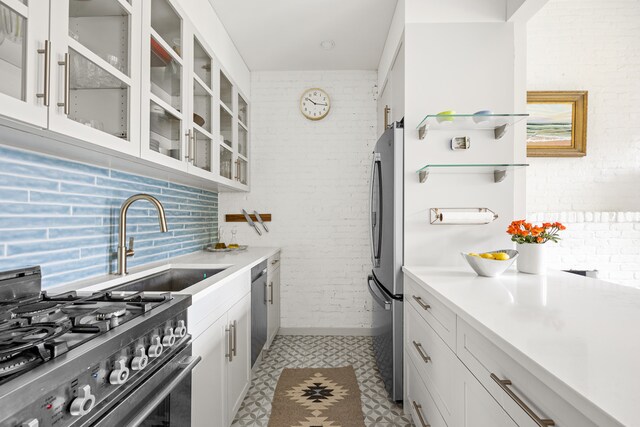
208 0 398 71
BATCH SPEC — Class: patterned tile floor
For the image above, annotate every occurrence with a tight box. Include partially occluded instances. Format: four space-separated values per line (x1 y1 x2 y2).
231 335 414 427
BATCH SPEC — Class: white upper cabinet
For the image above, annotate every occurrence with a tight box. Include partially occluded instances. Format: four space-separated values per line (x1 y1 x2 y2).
0 0 49 128
140 0 187 170
0 0 250 191
49 0 141 156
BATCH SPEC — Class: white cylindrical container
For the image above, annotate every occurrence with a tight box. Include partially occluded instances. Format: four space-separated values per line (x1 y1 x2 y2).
517 243 547 275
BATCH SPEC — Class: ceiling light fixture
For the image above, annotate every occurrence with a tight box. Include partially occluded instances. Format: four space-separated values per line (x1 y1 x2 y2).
320 40 335 50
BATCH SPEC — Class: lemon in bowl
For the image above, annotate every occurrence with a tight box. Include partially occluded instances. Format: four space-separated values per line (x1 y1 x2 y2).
461 249 519 277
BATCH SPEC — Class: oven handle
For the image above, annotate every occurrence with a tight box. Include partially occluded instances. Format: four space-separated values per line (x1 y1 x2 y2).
126 355 201 427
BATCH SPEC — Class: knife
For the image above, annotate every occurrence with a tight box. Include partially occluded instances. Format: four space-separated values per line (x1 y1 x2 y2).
253 211 269 233
242 209 262 235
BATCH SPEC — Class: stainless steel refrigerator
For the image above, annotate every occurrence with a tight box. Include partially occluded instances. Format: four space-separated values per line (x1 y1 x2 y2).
367 122 403 401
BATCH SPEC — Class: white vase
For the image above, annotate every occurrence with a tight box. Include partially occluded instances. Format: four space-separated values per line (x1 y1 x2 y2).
516 243 547 275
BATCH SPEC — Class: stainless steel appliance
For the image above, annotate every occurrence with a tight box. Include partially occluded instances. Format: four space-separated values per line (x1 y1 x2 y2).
0 266 200 427
250 261 268 367
368 122 404 401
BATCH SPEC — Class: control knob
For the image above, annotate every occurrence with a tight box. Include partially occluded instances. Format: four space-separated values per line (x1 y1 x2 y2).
109 358 130 385
173 320 187 338
148 335 163 358
131 347 148 371
162 327 176 347
69 385 96 417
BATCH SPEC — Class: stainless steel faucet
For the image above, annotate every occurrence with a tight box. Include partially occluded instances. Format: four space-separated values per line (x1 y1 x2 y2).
117 194 168 275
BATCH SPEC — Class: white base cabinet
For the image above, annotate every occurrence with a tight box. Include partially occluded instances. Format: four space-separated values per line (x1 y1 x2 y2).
266 251 281 349
191 271 252 427
404 275 598 427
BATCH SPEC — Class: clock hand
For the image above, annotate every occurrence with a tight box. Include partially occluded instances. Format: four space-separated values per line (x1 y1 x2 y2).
305 97 317 106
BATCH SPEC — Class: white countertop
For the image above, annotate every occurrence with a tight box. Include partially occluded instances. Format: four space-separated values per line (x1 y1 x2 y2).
403 265 638 427
53 247 280 303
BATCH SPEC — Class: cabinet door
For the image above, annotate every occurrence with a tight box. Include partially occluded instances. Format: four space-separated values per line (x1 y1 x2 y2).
186 29 217 180
140 0 188 170
0 0 49 128
192 313 229 427
390 43 404 123
226 292 251 423
49 0 141 155
267 266 280 348
455 359 518 427
376 78 392 138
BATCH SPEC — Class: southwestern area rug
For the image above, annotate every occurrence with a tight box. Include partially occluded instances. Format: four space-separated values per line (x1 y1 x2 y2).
268 366 366 427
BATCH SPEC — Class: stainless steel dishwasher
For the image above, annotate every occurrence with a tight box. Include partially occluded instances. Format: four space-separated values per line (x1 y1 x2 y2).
251 261 268 367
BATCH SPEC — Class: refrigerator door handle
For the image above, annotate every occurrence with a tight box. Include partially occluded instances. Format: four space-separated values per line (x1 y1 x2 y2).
369 152 382 268
368 275 391 310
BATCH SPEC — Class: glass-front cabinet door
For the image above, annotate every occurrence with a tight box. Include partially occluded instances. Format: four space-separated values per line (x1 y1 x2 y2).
0 0 49 127
48 0 141 155
140 0 187 170
187 34 215 178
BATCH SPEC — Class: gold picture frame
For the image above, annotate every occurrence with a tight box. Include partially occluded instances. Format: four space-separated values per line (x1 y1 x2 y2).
526 91 588 157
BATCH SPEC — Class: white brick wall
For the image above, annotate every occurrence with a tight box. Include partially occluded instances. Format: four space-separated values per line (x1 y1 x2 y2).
219 71 378 330
527 0 640 212
527 0 640 286
529 212 640 287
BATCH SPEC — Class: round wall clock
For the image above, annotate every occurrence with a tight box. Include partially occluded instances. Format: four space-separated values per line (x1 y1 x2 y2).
300 88 331 121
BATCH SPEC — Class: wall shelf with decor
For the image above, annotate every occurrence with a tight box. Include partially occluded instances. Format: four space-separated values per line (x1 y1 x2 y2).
417 163 529 183
416 113 529 140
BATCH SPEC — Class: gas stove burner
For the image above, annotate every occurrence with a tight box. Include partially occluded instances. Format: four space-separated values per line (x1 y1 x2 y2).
95 304 127 320
12 301 60 316
0 349 40 377
0 323 70 358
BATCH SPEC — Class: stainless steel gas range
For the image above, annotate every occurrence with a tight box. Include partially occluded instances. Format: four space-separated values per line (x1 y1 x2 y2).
0 266 200 427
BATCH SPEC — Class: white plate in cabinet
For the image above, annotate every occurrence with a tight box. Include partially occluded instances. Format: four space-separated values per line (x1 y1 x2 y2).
406 356 448 427
456 318 600 427
406 277 456 350
454 356 519 427
406 303 456 424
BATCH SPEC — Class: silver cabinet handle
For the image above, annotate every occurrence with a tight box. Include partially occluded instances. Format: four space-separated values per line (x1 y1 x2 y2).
264 282 268 304
192 130 197 164
412 295 431 311
412 341 431 364
232 320 237 357
36 40 50 106
271 259 279 265
225 325 233 362
57 53 70 115
490 374 555 426
269 281 273 304
185 129 191 162
412 401 431 427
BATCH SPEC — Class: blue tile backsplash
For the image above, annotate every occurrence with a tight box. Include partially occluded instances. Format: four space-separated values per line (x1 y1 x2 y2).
0 145 218 288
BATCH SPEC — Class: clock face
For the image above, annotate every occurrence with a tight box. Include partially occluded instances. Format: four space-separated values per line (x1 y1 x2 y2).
300 88 330 121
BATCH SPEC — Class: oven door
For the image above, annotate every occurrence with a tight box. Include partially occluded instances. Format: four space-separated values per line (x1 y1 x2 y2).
91 343 201 427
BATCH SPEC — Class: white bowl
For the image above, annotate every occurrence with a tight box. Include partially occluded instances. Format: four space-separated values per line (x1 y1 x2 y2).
461 249 519 277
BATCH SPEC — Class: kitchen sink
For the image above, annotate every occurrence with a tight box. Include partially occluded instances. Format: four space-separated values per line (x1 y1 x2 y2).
110 268 226 293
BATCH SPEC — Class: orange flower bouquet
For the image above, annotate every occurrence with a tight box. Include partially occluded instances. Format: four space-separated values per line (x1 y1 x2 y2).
506 220 566 245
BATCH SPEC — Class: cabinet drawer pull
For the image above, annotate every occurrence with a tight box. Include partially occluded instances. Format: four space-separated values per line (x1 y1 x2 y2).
411 401 431 427
412 295 430 311
36 40 50 106
232 320 237 357
225 325 233 362
490 374 555 426
57 53 70 115
271 259 279 265
412 341 431 364
269 281 273 304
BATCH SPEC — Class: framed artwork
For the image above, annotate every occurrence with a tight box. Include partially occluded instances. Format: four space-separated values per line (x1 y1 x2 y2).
526 91 588 157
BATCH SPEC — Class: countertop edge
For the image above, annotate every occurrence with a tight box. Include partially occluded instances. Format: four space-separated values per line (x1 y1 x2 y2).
402 266 624 427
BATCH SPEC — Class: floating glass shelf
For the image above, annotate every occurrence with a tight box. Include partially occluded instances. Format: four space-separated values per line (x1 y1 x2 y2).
416 163 529 183
416 113 529 140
